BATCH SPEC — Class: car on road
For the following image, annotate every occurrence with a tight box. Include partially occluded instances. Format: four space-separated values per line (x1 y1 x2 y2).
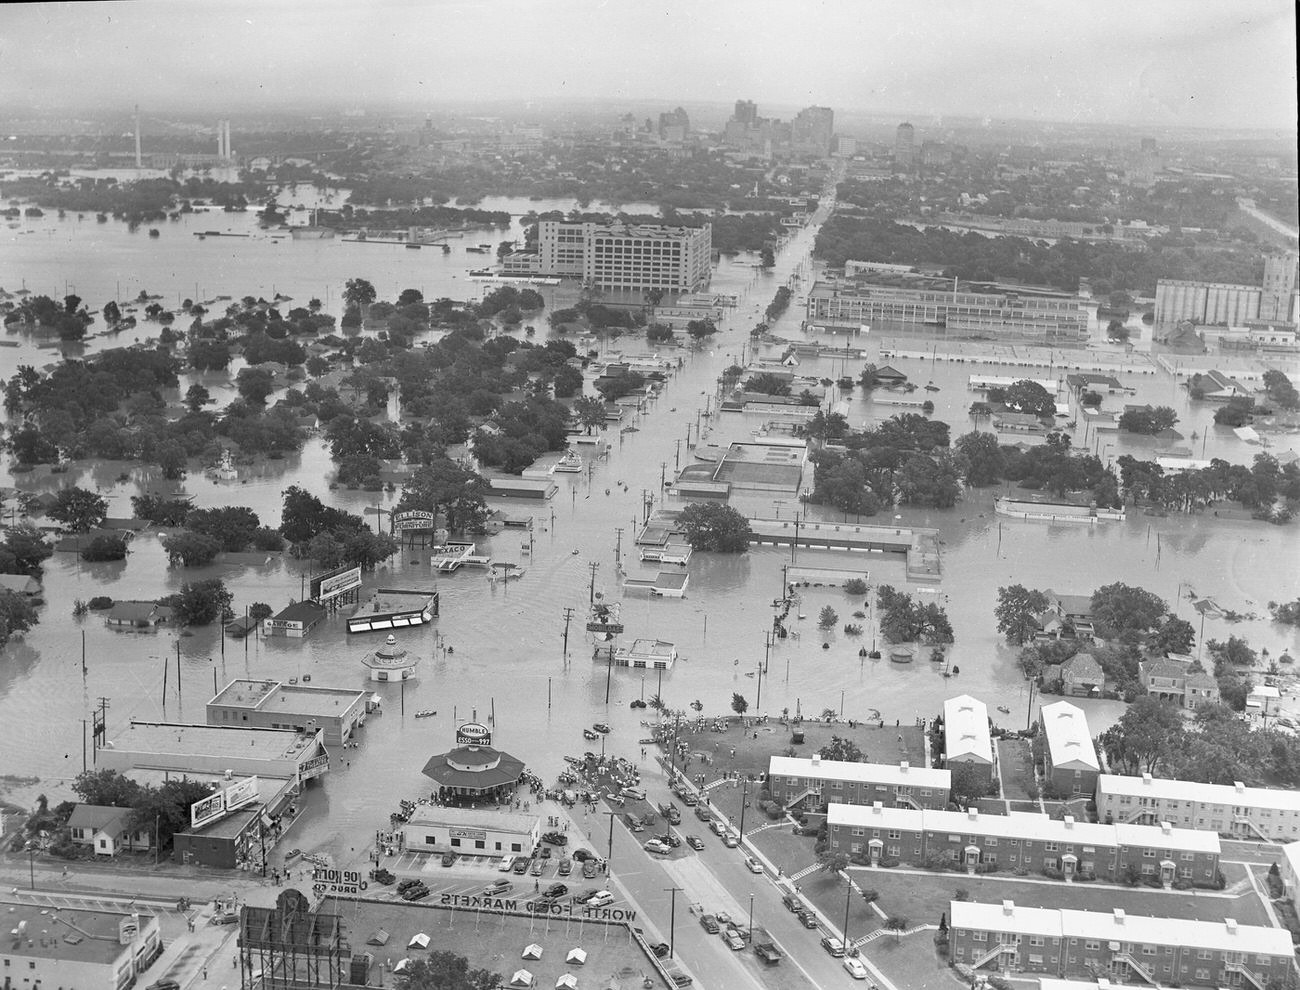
722 834 738 848
650 941 670 958
146 981 181 990
715 912 731 926
820 935 846 957
369 868 396 886
685 835 704 851
592 722 611 733
513 858 530 875
582 860 598 879
529 858 545 876
709 819 725 835
682 793 698 807
699 913 720 934
798 910 819 929
694 805 711 821
483 880 512 896
543 883 568 899
542 831 568 846
441 851 457 867
656 832 681 848
723 930 746 950
573 888 599 904
744 856 763 874
557 858 572 876
587 890 615 907
643 839 670 854
843 957 870 980
571 848 597 862
782 893 801 912
621 786 646 800
497 856 515 872
660 803 681 825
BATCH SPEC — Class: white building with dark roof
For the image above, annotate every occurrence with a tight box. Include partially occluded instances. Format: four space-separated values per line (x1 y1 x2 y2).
1038 701 1100 796
1096 772 1300 840
943 695 994 784
766 754 950 810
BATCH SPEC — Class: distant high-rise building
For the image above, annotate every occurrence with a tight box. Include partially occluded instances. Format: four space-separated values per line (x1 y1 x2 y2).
658 106 690 140
894 122 915 168
793 105 834 156
920 140 951 168
733 100 758 126
1260 253 1299 323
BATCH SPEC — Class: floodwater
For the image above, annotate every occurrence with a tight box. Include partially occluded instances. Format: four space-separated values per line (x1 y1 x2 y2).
1 192 1297 869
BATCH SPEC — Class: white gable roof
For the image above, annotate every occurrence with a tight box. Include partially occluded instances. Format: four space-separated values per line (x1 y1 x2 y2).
943 695 992 764
1040 701 1100 771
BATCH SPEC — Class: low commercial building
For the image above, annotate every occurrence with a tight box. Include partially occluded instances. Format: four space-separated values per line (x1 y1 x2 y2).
207 679 370 747
942 695 994 785
67 803 153 855
96 721 327 784
402 806 540 858
827 803 1219 884
949 900 1293 988
1038 701 1100 796
0 897 163 990
262 600 327 638
1096 772 1300 840
766 754 950 811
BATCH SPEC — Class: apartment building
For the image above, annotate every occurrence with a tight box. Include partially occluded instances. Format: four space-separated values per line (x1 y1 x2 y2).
765 754 950 811
519 220 712 292
949 901 1293 988
1096 772 1300 840
826 803 1219 885
943 695 995 786
1039 701 1100 796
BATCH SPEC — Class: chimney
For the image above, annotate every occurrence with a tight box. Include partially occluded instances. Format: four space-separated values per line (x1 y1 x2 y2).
1160 821 1171 835
1141 772 1153 785
899 761 910 772
1233 781 1245 794
872 801 883 813
1113 909 1125 925
1225 919 1238 935
1063 816 1075 829
967 808 978 821
1001 900 1014 916
810 753 820 766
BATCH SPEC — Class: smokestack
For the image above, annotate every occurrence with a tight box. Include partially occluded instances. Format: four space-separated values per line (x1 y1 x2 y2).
134 105 142 168
217 121 224 159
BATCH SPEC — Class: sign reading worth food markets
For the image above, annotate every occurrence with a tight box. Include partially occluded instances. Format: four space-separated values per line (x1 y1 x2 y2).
448 827 487 842
455 721 492 746
223 775 259 811
311 565 362 604
190 791 225 830
392 510 437 531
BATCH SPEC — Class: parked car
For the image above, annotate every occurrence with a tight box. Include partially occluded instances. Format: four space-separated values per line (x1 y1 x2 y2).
369 868 396 886
694 805 711 821
582 861 598 879
656 832 681 848
557 858 573 876
625 814 644 832
820 935 846 957
497 856 515 872
709 819 725 835
483 879 512 896
722 834 738 848
571 848 597 862
441 851 457 867
682 793 698 807
621 786 646 800
543 883 568 899
542 831 568 846
529 858 545 876
798 909 818 929
744 856 763 874
396 878 422 894
723 930 746 950
146 981 181 990
573 888 599 904
643 839 669 855
587 891 614 907
843 957 870 980
537 846 551 859
512 858 530 874
782 893 801 912
401 883 430 901
659 803 681 824
699 913 720 934
650 942 670 958
592 722 611 733
685 835 705 851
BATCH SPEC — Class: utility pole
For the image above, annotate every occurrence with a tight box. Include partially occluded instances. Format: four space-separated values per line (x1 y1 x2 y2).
665 886 683 959
614 527 623 566
588 561 599 604
660 461 667 491
756 658 764 713
604 645 615 704
562 607 574 660
674 439 681 471
604 811 617 876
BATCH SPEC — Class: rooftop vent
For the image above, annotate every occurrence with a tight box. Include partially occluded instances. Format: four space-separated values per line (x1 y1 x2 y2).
1113 909 1125 924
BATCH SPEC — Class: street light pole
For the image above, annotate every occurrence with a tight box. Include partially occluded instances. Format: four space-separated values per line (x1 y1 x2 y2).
842 873 853 954
665 886 683 959
604 812 617 876
738 778 749 839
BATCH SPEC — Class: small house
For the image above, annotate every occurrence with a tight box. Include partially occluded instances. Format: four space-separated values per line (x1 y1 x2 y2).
0 574 42 596
1059 653 1104 697
106 601 171 628
67 804 152 855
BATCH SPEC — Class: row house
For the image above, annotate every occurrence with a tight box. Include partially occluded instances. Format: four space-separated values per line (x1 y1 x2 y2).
950 901 1293 989
1096 772 1300 841
943 695 995 787
765 754 950 811
827 803 1220 885
1138 658 1221 709
1039 701 1101 796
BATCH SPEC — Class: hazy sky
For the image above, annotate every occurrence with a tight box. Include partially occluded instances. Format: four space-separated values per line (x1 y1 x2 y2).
1 0 1295 130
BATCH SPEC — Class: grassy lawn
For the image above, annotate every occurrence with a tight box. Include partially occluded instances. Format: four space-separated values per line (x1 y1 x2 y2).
842 869 1272 929
996 737 1035 802
865 930 965 990
750 824 818 877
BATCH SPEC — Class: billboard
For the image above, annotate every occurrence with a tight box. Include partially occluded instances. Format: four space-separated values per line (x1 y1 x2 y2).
311 565 362 604
300 753 330 780
448 827 486 842
191 791 225 830
224 776 259 812
392 510 437 532
456 721 492 746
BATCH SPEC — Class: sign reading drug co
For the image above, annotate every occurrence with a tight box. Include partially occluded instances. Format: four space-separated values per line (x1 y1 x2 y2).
456 721 492 746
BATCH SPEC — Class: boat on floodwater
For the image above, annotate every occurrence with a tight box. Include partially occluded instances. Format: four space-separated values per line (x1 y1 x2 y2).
553 450 583 473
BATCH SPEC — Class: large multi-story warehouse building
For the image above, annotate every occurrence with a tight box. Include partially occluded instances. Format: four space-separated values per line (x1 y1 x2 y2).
949 900 1293 988
1154 252 1298 326
765 754 950 810
826 803 1220 885
506 221 712 292
1095 772 1300 840
806 276 1089 343
0 898 163 990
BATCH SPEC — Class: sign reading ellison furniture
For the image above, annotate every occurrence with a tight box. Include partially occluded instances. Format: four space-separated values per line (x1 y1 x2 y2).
392 510 437 532
311 565 362 604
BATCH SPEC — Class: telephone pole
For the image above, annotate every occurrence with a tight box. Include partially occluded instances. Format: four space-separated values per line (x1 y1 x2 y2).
588 561 599 604
660 461 667 491
614 527 623 566
674 439 681 470
561 607 574 660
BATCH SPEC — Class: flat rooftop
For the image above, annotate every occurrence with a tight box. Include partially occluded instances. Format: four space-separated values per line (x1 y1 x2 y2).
125 768 293 806
0 898 157 964
111 721 317 761
210 679 366 717
407 807 540 833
